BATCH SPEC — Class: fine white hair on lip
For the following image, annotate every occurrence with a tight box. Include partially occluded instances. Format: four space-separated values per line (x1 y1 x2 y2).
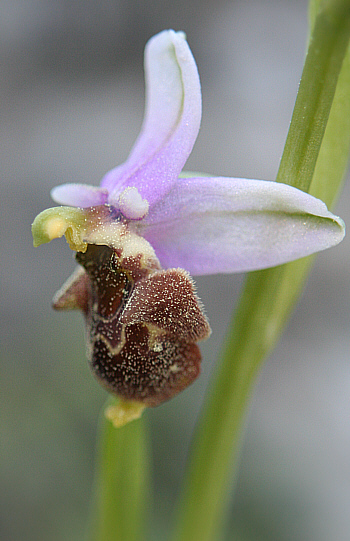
118 187 149 219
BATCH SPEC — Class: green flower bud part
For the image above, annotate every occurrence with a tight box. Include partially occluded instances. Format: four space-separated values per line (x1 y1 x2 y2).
32 206 89 252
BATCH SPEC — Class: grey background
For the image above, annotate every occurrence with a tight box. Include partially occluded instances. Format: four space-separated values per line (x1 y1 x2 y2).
1 1 350 540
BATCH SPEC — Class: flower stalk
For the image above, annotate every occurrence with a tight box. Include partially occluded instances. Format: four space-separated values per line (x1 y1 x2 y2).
277 0 350 192
88 397 150 541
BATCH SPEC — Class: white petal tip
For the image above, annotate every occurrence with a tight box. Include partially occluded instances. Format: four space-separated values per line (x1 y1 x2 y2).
118 187 149 220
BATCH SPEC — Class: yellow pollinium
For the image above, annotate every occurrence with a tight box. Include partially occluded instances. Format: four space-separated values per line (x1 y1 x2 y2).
105 399 146 428
32 207 89 252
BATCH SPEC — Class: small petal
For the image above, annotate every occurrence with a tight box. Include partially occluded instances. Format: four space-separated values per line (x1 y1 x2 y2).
101 30 201 206
117 187 149 219
51 183 108 207
139 176 345 275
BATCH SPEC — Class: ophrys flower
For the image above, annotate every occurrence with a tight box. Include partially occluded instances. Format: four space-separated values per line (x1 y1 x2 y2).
32 30 345 426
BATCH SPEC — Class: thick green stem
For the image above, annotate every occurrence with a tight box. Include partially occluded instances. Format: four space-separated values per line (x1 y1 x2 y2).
171 1 350 540
88 398 151 541
277 0 350 192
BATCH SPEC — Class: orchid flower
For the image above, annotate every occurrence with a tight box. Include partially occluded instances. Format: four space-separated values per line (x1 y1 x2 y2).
32 30 345 427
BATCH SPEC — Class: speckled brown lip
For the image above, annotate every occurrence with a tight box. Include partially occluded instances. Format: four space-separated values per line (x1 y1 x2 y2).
53 243 211 407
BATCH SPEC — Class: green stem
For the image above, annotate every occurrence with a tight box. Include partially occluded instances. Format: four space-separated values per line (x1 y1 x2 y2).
277 0 350 192
88 398 151 541
171 2 350 541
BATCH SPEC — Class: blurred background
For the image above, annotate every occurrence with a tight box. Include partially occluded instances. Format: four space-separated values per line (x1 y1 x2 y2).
1 0 350 540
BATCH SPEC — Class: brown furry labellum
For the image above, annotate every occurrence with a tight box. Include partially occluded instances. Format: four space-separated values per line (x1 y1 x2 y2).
53 244 211 407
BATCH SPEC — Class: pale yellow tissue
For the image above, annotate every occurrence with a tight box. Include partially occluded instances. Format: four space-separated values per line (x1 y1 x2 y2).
45 217 67 240
105 400 146 428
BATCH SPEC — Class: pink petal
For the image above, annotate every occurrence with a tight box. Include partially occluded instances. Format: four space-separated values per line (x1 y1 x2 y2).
101 30 201 207
138 176 345 275
51 183 109 207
